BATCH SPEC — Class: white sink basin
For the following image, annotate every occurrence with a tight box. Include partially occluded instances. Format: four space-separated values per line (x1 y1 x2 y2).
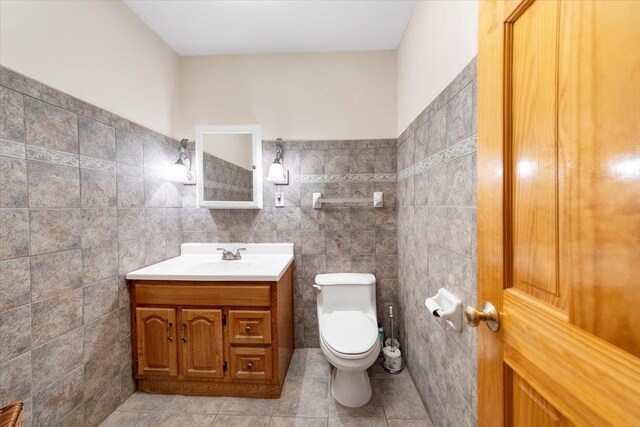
125 243 294 281
181 258 255 274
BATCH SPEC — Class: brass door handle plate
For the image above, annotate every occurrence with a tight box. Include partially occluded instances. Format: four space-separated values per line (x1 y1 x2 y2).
464 302 500 332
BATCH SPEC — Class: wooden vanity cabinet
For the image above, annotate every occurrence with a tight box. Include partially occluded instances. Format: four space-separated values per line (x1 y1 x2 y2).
129 264 293 398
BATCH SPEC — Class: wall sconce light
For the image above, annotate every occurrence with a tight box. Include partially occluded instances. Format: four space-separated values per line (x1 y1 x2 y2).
175 138 196 184
266 138 289 185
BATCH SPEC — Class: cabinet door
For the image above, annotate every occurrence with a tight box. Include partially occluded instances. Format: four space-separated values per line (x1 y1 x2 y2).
136 307 177 377
180 309 224 379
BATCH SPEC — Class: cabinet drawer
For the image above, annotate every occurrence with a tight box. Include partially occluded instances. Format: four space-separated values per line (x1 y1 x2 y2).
229 347 273 380
228 310 272 344
134 284 271 307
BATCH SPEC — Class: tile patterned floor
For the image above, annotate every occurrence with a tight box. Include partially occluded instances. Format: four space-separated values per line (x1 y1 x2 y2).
101 349 433 426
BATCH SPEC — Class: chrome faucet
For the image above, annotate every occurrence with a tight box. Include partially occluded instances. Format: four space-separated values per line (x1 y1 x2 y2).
217 247 246 260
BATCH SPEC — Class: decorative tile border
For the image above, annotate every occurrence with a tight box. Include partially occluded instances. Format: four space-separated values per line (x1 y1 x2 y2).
0 139 26 159
26 144 79 167
16 144 117 173
299 173 397 183
397 135 477 181
204 179 253 194
79 156 116 173
397 165 416 181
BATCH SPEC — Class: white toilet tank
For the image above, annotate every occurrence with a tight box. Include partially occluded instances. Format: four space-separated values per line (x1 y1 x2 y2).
314 273 376 314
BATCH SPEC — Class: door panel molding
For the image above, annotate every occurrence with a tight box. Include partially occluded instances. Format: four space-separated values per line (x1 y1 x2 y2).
504 290 640 425
135 307 178 377
180 309 224 379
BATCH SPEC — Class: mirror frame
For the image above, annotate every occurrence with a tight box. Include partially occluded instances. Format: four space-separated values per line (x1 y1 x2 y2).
195 124 263 209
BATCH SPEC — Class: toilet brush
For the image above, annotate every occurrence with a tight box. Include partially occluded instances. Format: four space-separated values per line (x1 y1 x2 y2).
383 306 403 374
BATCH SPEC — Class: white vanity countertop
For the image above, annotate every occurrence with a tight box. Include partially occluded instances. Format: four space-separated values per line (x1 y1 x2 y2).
125 243 294 282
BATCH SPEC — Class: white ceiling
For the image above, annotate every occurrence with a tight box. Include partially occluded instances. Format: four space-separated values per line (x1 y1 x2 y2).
123 0 416 56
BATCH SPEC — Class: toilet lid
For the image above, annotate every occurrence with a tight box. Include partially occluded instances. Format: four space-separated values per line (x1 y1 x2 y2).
321 311 378 355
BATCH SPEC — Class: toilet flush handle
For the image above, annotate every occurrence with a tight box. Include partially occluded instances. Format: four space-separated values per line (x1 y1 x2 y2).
313 284 322 293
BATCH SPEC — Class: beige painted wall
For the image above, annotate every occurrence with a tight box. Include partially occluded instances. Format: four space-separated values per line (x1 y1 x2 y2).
1 0 476 140
0 0 179 137
397 0 478 134
173 51 397 141
203 133 254 171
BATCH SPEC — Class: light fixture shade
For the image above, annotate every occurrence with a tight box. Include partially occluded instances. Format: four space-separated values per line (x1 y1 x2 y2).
267 160 285 182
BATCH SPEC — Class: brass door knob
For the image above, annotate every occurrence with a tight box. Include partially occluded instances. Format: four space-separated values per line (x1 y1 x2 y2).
464 302 500 332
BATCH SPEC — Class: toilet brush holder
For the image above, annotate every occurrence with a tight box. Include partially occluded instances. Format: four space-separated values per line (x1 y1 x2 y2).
383 306 403 374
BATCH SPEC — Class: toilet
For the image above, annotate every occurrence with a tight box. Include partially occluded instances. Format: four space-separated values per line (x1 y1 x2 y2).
314 273 380 408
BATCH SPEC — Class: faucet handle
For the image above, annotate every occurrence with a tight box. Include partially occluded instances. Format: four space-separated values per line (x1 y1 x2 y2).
217 247 233 260
234 248 246 259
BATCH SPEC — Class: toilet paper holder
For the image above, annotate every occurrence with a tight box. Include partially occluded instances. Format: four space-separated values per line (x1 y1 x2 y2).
425 288 462 331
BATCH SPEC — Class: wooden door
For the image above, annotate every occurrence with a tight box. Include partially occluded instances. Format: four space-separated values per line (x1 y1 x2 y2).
180 309 224 379
477 0 640 425
135 307 177 377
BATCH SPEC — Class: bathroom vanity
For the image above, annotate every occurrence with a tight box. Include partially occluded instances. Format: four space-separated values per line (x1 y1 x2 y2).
126 244 294 398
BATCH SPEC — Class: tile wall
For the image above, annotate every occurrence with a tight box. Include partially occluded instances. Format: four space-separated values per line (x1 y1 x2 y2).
0 66 399 425
396 58 478 427
202 151 253 201
0 65 188 427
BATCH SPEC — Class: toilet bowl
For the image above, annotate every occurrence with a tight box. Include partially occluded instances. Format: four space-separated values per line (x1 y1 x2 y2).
314 273 380 408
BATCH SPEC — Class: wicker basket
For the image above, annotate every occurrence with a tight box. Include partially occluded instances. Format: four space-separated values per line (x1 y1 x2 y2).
0 401 23 427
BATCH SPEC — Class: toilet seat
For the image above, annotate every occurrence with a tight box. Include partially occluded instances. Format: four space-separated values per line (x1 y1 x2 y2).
320 311 378 359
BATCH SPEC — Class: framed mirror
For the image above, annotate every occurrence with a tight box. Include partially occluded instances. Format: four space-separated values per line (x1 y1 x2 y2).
195 124 263 209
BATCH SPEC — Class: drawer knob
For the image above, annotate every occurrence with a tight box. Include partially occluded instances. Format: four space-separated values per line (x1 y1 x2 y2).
245 326 251 333
246 362 253 370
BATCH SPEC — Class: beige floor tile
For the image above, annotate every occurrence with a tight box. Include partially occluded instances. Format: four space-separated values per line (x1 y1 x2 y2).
270 416 328 426
386 419 433 427
218 397 276 416
274 376 330 417
287 348 332 378
166 395 225 414
159 413 215 426
118 392 175 412
211 414 271 426
99 410 164 427
103 350 433 427
376 378 429 419
329 417 388 426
